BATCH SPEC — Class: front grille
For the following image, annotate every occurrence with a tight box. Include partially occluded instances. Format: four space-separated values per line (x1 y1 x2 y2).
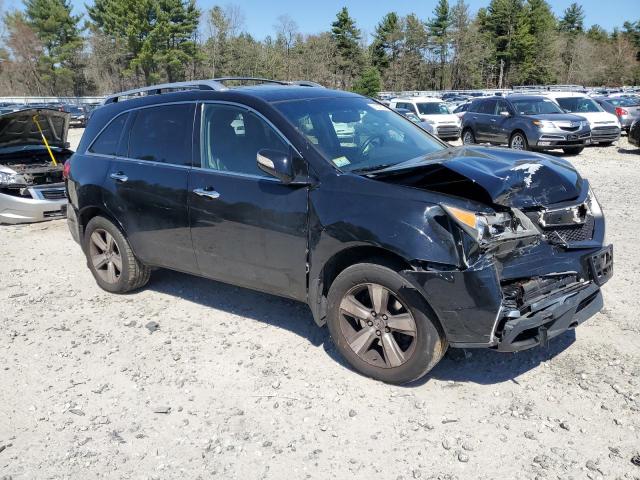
40 188 66 200
544 214 594 243
591 126 619 140
559 126 579 132
436 126 461 137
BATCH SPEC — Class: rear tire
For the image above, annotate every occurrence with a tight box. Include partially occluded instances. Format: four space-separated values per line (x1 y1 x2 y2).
83 216 150 293
562 146 584 155
509 132 529 150
326 262 447 384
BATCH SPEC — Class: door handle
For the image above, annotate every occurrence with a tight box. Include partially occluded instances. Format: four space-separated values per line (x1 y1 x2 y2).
110 172 128 183
490 119 497 123
193 187 220 200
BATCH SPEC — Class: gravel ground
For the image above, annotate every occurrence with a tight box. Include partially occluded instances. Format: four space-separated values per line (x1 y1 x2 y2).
1 131 639 480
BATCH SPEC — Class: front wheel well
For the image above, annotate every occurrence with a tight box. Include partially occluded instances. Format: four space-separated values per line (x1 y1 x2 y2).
309 246 412 327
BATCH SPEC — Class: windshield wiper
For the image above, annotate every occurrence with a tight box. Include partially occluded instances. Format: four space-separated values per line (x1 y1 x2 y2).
350 164 394 174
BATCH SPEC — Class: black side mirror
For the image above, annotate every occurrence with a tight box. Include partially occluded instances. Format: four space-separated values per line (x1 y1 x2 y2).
257 149 294 184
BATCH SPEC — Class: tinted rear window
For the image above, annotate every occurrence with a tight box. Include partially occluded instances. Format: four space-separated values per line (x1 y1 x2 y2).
477 99 497 115
89 113 127 156
127 104 194 166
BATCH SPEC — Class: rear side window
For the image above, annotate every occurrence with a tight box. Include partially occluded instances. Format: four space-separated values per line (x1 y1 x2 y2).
89 113 127 156
468 100 482 113
477 99 497 115
127 104 195 166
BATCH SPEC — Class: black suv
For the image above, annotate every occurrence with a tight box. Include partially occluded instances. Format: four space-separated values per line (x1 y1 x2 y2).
66 78 613 384
462 95 592 154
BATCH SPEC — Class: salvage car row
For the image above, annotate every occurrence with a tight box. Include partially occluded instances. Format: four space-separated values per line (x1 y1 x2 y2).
387 91 640 152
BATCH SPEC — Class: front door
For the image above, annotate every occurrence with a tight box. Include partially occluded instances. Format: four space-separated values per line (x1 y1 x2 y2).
189 103 309 301
103 103 198 273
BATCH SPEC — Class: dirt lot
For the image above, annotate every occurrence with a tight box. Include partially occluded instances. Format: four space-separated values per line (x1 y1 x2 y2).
1 131 639 479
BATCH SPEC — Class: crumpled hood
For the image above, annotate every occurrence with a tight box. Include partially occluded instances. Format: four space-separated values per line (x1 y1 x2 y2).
371 146 583 209
0 108 70 151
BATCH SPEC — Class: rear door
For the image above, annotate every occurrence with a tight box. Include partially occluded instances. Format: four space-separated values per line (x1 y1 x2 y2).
493 99 513 144
473 99 497 142
103 103 198 273
189 102 309 300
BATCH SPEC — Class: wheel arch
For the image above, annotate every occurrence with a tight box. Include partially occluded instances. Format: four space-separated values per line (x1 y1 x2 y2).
78 205 124 243
308 245 445 333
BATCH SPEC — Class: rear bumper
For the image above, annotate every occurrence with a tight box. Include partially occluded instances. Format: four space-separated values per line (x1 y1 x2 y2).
0 184 67 224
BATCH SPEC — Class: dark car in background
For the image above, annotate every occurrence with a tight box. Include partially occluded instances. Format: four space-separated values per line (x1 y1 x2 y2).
67 78 612 384
594 96 640 133
462 95 591 154
59 104 88 127
629 119 640 148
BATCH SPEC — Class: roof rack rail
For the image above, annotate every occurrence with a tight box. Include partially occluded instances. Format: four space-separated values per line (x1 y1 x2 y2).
104 77 323 104
104 80 227 104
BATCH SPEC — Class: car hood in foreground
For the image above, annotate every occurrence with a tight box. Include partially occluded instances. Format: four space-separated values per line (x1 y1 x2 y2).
0 108 70 152
368 146 583 209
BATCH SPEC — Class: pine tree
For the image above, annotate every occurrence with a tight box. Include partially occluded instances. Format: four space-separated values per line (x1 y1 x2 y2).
371 12 402 72
428 0 452 90
23 0 85 94
558 2 585 82
352 66 381 97
331 7 362 89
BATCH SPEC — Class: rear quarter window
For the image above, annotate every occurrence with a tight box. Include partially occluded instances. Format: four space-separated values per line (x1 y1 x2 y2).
88 113 128 156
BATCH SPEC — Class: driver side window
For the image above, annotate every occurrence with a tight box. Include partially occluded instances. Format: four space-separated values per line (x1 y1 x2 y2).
200 104 288 177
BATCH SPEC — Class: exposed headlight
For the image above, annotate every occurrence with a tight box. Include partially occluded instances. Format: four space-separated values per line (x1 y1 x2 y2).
442 204 540 245
532 120 555 129
0 171 19 186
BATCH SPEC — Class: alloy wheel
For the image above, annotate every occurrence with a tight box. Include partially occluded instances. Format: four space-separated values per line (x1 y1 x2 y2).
462 131 474 145
88 228 122 284
511 134 526 150
339 283 417 368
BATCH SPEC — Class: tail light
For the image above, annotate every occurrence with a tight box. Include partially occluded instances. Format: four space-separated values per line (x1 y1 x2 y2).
63 158 71 179
615 107 628 116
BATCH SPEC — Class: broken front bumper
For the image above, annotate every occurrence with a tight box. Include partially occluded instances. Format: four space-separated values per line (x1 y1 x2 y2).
403 243 613 352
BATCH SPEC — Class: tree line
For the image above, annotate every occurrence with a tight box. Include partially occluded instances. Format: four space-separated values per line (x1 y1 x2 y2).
0 0 638 97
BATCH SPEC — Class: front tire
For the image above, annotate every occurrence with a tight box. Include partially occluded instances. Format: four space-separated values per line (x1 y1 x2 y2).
562 146 584 155
462 128 475 145
83 216 150 293
509 132 529 150
326 262 447 384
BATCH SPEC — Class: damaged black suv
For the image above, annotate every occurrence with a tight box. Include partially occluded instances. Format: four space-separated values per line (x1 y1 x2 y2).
66 78 613 384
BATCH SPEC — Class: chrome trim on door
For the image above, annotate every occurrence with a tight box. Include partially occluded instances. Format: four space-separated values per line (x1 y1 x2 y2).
193 188 221 199
109 172 128 182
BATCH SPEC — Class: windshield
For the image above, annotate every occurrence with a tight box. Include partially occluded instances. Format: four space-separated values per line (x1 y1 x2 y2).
511 98 564 115
416 102 451 115
403 112 421 123
556 97 602 113
275 97 445 173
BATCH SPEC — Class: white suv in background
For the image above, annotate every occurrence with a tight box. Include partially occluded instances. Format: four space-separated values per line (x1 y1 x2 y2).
545 92 621 145
390 96 461 141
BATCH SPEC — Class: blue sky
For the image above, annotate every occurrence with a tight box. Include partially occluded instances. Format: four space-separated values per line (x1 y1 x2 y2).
7 0 638 39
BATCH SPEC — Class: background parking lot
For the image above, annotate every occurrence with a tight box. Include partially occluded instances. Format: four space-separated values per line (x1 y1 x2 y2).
1 131 639 479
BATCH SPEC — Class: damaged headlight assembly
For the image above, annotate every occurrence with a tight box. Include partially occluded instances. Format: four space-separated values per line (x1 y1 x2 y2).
442 204 540 246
